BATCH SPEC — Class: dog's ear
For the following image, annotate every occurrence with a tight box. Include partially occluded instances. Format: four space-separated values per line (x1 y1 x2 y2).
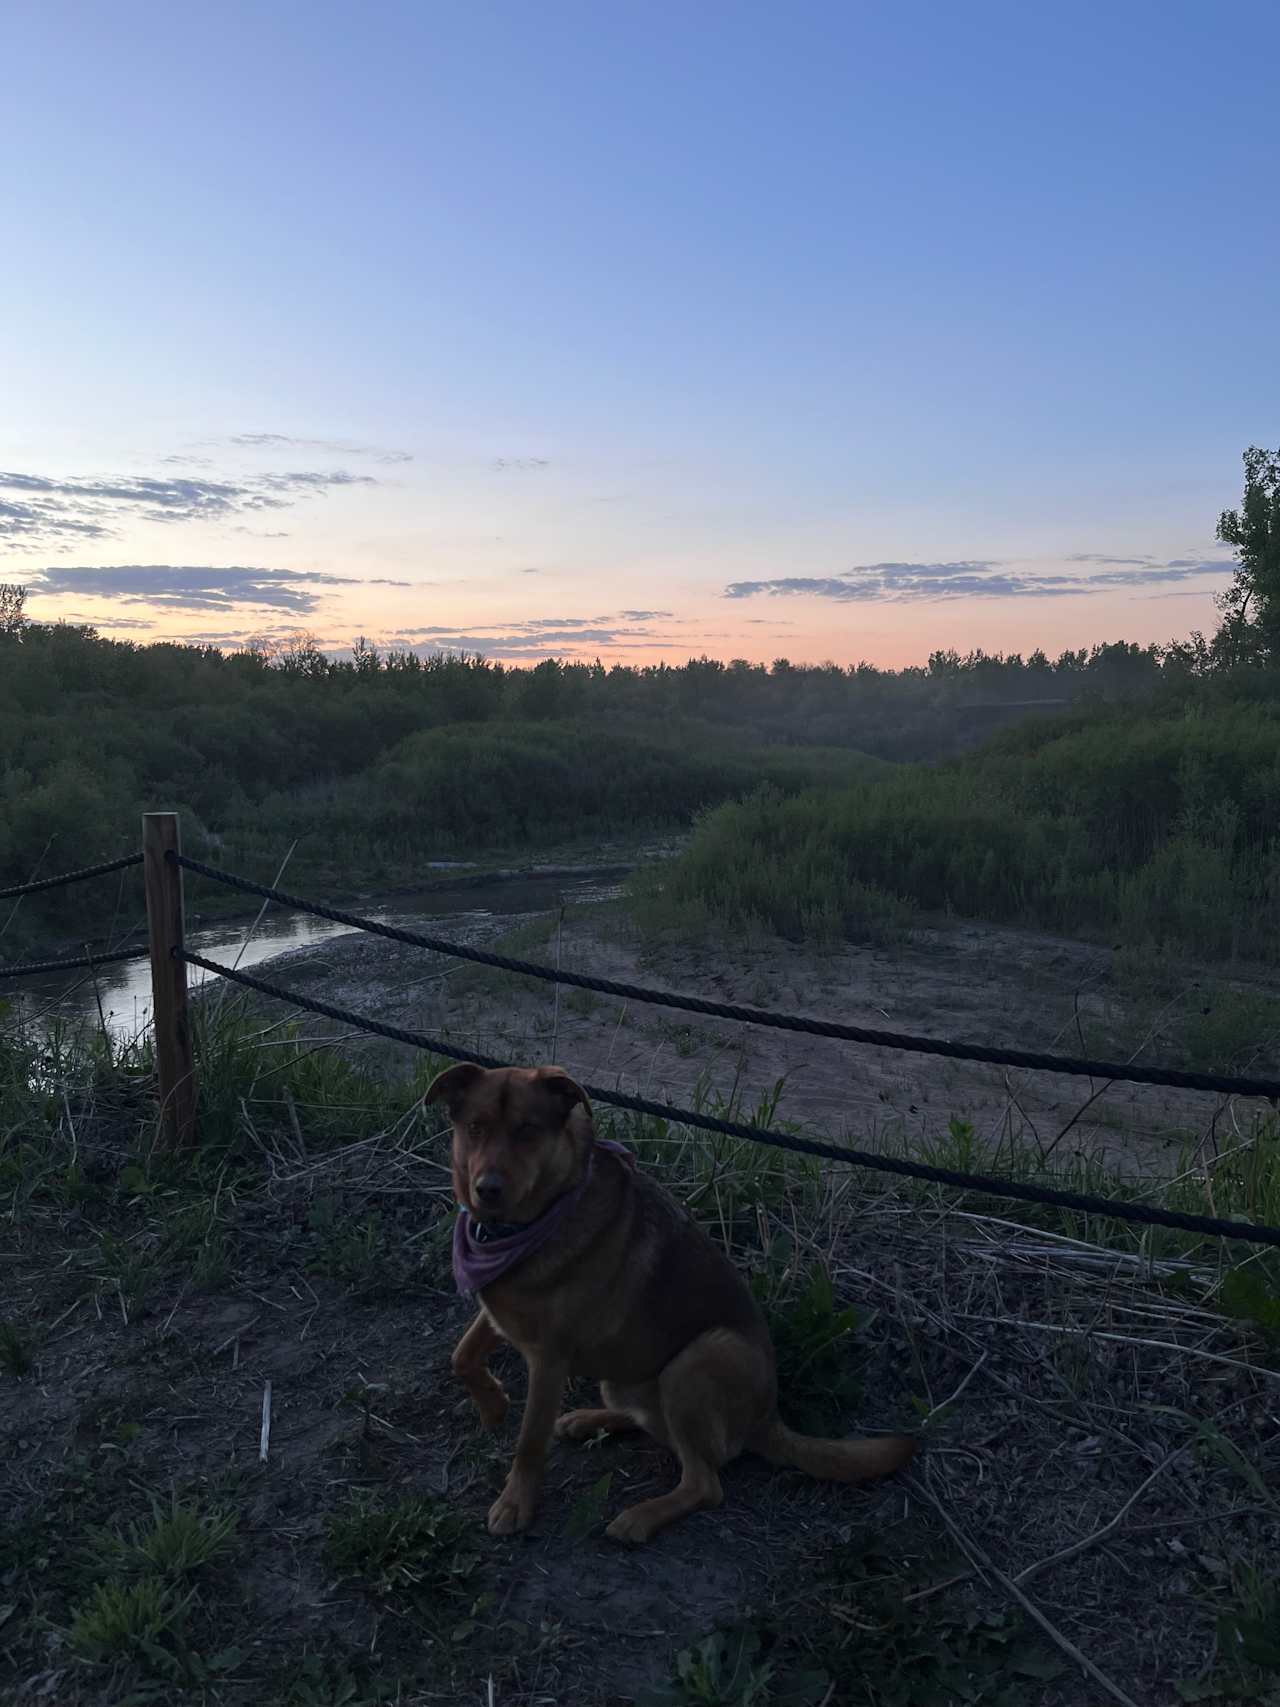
535 1066 591 1118
423 1062 485 1116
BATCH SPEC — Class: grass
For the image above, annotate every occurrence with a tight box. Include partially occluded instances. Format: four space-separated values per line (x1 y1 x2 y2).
749 1248 863 1434
63 1492 238 1682
89 1492 238 1579
67 1575 196 1663
324 1492 478 1600
2 988 1279 1704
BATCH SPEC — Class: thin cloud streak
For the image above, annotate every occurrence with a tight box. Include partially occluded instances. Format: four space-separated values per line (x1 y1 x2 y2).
24 563 413 616
0 465 381 553
724 557 1236 604
227 433 413 464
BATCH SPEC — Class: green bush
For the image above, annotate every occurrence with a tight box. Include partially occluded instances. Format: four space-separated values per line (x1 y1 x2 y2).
637 688 1280 960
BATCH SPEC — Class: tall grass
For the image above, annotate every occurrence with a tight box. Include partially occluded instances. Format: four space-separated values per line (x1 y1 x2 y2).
633 689 1280 960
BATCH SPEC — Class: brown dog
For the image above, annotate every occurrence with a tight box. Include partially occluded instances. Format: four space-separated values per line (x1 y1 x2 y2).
427 1062 916 1543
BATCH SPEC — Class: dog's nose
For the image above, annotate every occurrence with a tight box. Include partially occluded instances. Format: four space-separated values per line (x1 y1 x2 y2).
474 1172 505 1208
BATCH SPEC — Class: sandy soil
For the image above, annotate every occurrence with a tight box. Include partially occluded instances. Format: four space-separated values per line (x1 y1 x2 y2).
259 901 1277 1179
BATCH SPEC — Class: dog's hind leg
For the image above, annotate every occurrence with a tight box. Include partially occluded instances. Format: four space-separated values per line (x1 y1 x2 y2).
555 1407 642 1441
604 1329 768 1545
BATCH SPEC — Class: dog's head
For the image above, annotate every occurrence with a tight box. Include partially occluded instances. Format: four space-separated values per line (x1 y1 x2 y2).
424 1063 593 1224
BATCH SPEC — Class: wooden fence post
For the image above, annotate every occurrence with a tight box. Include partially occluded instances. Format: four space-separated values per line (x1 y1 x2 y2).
143 811 197 1147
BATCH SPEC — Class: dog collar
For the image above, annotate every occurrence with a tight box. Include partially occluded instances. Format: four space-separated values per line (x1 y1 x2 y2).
452 1138 634 1295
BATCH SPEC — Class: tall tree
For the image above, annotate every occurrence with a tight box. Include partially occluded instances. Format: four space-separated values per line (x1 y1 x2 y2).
1216 446 1280 664
0 582 26 635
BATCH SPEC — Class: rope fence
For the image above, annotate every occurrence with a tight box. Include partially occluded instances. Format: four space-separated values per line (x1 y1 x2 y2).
173 853 1280 1104
0 852 142 900
180 947 1280 1251
7 819 1280 1253
0 946 150 982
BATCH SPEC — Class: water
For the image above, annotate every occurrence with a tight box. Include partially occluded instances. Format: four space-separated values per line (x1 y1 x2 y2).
10 869 624 1044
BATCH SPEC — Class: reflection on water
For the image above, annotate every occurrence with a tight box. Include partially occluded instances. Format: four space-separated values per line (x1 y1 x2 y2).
10 872 620 1043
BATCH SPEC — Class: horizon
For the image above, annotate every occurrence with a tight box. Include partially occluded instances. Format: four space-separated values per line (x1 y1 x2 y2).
5 2 1277 669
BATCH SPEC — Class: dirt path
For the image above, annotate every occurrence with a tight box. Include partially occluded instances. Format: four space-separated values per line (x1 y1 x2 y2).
259 904 1279 1179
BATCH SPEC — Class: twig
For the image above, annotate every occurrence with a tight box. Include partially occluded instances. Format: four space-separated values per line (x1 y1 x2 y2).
901 1570 973 1605
1040 981 1195 1162
910 1470 1141 1707
1013 1448 1184 1585
83 945 109 1039
920 1352 987 1426
259 1380 273 1462
956 1312 1280 1384
232 841 299 973
212 1315 260 1356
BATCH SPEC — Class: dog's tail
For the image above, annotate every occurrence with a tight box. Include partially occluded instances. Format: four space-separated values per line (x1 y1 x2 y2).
751 1416 917 1483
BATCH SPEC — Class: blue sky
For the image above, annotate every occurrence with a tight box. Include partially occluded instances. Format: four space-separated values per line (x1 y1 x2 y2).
3 0 1276 664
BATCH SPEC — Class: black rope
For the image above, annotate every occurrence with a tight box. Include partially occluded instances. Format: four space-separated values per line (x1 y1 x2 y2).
174 854 1280 1102
0 853 143 900
179 948 1280 1251
0 946 150 982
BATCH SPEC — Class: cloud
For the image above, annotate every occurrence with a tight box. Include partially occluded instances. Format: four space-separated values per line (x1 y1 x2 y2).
618 609 674 621
56 613 156 631
723 557 1236 604
491 457 550 472
0 497 114 546
1067 553 1155 566
228 433 413 465
23 563 410 615
390 629 657 658
386 609 680 660
0 465 380 553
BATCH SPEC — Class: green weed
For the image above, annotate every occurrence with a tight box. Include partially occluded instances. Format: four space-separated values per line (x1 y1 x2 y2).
67 1575 194 1663
324 1493 477 1599
89 1492 238 1579
638 1625 828 1707
750 1246 862 1434
1178 1562 1280 1702
565 1472 615 1540
0 1320 34 1376
819 1538 1063 1705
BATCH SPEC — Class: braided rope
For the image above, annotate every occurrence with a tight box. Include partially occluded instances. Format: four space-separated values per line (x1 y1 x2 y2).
0 946 151 982
0 853 142 900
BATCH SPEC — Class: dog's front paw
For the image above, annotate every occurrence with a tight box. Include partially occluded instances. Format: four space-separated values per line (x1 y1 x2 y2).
487 1475 538 1536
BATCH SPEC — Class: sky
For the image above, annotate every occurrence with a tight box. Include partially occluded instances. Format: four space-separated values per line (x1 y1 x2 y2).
3 0 1277 668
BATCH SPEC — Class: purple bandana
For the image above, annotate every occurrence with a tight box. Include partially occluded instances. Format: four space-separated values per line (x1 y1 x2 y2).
452 1138 635 1295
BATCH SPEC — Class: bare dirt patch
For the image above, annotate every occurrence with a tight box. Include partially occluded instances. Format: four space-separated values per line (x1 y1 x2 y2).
272 902 1280 1178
